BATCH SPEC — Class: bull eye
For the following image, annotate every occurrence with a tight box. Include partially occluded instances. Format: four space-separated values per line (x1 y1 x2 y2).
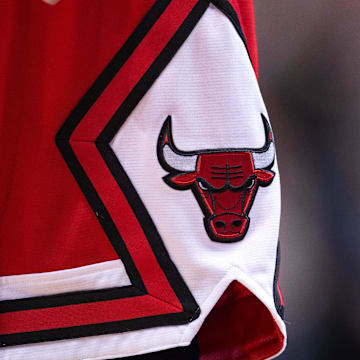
198 181 208 191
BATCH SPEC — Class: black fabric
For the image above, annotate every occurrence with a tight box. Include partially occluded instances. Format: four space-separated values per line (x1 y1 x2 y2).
273 244 285 319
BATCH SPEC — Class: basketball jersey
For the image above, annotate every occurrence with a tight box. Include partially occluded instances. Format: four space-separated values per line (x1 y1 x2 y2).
0 1 286 359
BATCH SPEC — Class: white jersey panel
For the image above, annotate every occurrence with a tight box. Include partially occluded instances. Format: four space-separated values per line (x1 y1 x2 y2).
0 260 130 301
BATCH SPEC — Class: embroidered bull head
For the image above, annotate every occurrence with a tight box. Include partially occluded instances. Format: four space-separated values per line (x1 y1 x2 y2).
157 114 275 243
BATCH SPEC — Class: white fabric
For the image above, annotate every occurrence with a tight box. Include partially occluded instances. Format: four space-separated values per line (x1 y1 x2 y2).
253 142 275 169
162 144 198 171
0 260 130 301
2 5 286 359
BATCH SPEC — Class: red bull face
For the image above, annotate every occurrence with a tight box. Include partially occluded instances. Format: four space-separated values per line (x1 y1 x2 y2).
169 152 274 242
158 115 275 243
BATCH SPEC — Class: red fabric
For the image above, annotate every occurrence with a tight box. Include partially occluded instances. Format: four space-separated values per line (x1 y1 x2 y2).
0 0 156 276
198 281 284 360
0 294 181 335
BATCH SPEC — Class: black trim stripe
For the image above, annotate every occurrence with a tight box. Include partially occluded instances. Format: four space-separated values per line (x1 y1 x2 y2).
0 286 141 313
273 244 285 319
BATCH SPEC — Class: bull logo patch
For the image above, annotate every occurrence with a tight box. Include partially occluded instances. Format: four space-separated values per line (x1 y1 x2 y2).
157 114 275 243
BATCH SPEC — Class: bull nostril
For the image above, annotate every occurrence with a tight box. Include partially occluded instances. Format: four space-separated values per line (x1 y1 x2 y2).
232 219 242 228
214 220 226 229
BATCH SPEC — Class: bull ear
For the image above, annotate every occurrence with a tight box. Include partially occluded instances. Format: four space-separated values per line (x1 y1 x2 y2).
166 172 197 188
254 170 275 186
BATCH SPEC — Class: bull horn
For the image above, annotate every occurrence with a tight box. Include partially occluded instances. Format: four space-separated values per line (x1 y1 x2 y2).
158 116 198 172
251 114 275 169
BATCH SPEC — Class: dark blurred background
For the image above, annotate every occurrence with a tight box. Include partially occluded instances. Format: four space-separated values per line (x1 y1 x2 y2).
254 1 360 359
